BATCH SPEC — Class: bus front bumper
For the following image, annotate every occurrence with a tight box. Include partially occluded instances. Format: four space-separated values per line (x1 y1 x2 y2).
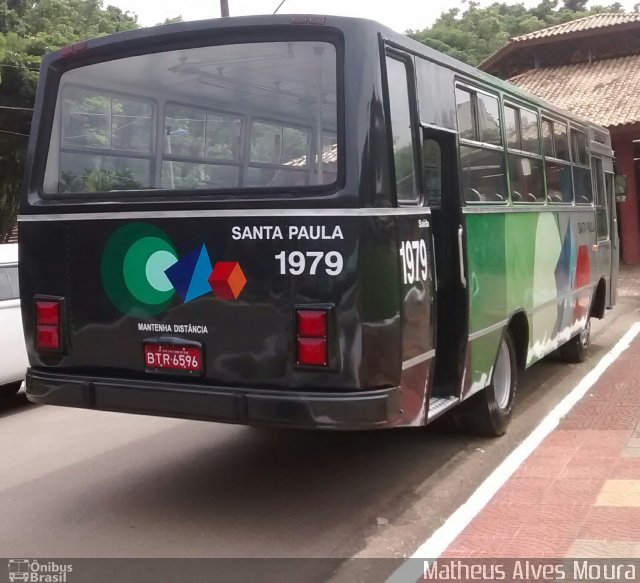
26 369 402 430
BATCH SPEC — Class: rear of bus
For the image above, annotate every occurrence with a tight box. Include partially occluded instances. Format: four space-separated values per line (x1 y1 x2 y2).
19 16 427 429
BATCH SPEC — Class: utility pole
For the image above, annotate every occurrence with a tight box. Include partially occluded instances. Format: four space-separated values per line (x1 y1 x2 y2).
220 0 229 17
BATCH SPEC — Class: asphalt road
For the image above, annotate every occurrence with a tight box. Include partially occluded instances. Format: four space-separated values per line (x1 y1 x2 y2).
1 297 639 580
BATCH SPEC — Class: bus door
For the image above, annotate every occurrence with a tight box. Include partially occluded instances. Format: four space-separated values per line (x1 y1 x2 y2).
605 170 619 305
421 127 468 412
384 50 439 425
593 156 618 307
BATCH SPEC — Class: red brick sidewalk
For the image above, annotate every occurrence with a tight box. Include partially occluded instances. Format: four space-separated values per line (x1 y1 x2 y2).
442 333 640 559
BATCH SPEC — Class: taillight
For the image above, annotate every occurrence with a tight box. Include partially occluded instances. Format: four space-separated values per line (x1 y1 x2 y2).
296 309 328 367
35 298 61 351
60 41 88 58
290 15 326 25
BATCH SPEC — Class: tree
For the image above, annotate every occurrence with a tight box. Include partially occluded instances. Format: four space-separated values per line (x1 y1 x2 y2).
563 0 589 9
159 16 183 26
0 0 138 242
407 1 625 67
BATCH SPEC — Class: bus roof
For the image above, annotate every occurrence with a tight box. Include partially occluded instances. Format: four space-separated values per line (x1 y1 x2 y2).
46 14 608 138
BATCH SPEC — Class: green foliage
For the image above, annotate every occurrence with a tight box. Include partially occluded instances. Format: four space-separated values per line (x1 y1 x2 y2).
158 16 183 26
0 0 138 241
60 165 141 193
408 0 626 67
250 122 309 165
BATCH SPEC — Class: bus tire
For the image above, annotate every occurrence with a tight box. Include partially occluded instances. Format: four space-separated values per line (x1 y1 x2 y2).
454 330 517 437
0 381 21 398
559 318 591 363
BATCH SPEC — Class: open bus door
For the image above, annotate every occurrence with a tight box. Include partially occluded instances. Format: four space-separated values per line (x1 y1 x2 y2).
606 171 619 305
421 126 469 413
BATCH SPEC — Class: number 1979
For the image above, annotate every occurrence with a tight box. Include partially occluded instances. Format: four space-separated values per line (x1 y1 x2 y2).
399 240 428 284
275 251 344 276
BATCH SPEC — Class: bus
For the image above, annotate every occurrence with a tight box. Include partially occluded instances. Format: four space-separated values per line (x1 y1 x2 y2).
19 15 618 436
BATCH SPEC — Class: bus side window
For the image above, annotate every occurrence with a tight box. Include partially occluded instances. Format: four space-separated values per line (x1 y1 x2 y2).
385 55 418 204
543 117 573 204
455 85 506 204
571 128 592 205
423 138 442 208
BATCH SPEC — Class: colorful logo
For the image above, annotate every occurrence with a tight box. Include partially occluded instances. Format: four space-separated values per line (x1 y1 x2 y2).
101 223 246 316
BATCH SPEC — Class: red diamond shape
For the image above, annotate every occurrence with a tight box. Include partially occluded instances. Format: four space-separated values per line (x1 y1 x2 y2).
208 262 247 300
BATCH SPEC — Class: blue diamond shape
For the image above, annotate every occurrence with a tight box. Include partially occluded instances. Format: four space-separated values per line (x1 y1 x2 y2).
165 244 212 303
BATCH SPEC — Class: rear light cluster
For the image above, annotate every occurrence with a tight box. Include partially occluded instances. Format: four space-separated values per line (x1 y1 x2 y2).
60 41 88 58
35 299 62 351
290 15 326 25
296 309 328 367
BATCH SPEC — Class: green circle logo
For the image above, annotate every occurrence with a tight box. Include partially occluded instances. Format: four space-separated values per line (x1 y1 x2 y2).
101 223 178 317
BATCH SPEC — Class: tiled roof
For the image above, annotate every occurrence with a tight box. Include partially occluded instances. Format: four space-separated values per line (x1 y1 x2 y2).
508 54 640 128
285 143 337 167
512 12 640 41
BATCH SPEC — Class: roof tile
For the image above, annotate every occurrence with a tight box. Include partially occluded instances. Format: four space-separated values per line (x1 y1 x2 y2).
512 12 640 42
508 54 640 127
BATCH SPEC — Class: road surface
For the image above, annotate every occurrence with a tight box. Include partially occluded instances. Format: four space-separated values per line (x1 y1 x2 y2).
1 296 638 581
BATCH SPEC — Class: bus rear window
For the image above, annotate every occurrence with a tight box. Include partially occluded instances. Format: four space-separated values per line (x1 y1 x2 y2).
43 41 339 195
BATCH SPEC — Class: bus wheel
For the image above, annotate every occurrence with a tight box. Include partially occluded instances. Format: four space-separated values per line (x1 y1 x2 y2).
559 318 591 363
0 381 21 398
454 331 518 437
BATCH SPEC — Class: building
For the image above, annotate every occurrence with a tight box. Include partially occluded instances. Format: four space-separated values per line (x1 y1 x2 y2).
481 13 640 264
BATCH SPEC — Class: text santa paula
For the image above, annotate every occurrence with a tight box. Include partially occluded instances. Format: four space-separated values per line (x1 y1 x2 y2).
232 225 344 240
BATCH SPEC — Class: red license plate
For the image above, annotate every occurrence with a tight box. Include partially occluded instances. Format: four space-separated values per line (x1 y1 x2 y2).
144 344 202 374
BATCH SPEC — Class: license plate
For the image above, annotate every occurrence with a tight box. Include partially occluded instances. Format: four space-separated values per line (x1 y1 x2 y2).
144 343 203 374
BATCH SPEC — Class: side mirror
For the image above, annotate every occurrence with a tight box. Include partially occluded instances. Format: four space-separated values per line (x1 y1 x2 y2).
615 174 627 203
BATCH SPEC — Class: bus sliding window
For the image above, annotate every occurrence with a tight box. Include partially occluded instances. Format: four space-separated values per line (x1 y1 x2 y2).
55 88 154 193
165 104 241 162
43 40 339 195
546 161 573 204
460 146 507 203
508 154 544 203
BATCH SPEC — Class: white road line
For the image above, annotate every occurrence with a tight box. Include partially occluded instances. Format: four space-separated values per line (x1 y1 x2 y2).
388 321 640 582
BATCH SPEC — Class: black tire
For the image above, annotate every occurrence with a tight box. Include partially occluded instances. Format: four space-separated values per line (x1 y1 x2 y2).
558 318 591 363
453 330 518 437
0 381 21 398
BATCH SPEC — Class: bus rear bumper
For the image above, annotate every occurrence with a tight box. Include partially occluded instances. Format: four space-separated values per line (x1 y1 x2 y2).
25 369 403 430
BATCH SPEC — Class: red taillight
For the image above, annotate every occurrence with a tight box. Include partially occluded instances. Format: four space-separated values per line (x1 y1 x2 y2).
35 298 61 351
37 326 60 350
36 301 59 326
290 15 326 25
296 308 328 367
60 41 88 58
297 338 327 366
297 310 327 337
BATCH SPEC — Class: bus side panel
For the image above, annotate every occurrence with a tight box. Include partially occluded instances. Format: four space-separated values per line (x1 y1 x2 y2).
464 212 509 397
549 210 604 351
464 209 603 397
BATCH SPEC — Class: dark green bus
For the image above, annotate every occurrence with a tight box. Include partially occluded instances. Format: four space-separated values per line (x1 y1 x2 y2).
19 15 617 435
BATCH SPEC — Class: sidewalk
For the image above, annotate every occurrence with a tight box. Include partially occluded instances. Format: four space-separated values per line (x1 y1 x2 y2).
441 327 640 559
618 263 640 298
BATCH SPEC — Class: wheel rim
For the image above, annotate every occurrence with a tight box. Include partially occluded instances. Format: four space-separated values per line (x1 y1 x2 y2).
493 339 511 410
580 319 591 350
